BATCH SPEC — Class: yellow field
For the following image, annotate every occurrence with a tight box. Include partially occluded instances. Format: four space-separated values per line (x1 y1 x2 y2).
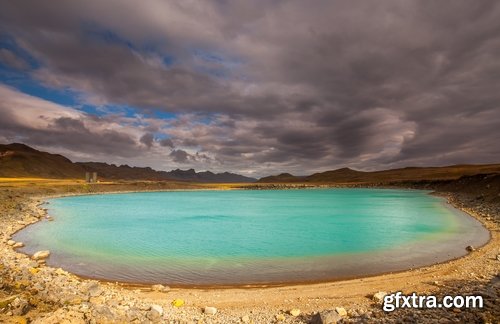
0 178 114 188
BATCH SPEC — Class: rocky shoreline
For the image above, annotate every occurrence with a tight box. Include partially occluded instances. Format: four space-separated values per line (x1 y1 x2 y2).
0 181 499 323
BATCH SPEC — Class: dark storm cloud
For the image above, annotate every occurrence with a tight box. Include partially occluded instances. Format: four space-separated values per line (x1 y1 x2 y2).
140 133 155 148
169 149 190 163
159 138 175 148
0 0 499 175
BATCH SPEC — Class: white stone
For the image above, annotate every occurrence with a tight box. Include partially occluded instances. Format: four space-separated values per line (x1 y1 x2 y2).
7 240 15 246
335 307 347 317
289 309 301 316
151 304 163 316
12 242 24 248
151 284 170 292
204 306 217 315
372 291 388 303
32 250 50 260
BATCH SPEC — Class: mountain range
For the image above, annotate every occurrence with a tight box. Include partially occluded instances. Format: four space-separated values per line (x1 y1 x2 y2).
2 143 500 184
0 143 256 183
259 165 500 183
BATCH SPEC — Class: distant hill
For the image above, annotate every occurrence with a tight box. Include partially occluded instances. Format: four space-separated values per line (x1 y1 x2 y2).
258 164 500 184
0 143 86 179
258 173 306 183
0 143 256 183
165 169 258 183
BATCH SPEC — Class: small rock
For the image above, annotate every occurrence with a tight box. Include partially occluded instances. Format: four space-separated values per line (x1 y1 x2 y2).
275 313 286 321
151 284 170 292
137 304 150 311
241 315 250 323
85 282 102 297
92 305 115 321
466 245 475 252
13 242 24 248
312 310 342 324
151 304 163 316
172 299 184 307
28 261 39 268
7 240 15 246
146 309 161 321
204 306 217 315
372 291 388 303
11 298 29 316
289 309 301 317
0 295 18 308
496 254 500 261
32 250 50 260
335 307 347 317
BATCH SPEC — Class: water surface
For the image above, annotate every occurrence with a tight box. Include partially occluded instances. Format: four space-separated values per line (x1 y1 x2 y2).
15 189 488 285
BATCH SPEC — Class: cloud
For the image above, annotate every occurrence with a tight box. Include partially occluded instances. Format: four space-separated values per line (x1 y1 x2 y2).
169 149 189 163
0 85 146 158
159 138 175 148
140 133 154 148
0 1 499 176
0 48 29 70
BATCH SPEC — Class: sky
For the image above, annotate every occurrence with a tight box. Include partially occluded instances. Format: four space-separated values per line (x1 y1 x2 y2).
0 1 499 177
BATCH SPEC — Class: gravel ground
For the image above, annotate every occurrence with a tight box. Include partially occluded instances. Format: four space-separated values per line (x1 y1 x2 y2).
0 178 498 323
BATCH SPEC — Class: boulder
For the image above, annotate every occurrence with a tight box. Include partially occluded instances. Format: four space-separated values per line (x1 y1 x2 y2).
32 250 50 260
7 240 16 246
289 309 301 316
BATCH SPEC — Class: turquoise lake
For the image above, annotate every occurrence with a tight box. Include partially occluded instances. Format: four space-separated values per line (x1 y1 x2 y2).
15 189 489 285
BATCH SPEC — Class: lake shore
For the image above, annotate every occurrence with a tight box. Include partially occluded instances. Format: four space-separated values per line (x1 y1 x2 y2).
0 179 499 323
12 189 490 288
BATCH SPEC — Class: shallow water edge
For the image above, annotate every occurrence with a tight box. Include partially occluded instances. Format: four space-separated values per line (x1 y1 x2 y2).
12 188 491 287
